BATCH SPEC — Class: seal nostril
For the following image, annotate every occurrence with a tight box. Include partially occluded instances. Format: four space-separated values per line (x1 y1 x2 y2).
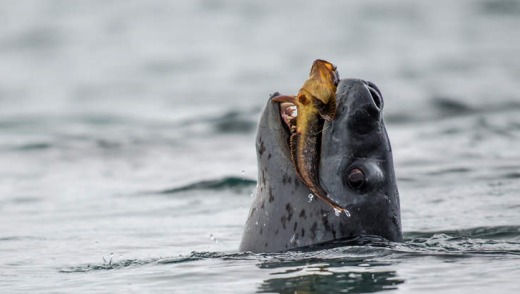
368 86 383 110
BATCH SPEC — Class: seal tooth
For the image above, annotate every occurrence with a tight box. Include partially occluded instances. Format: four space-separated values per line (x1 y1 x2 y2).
280 102 298 130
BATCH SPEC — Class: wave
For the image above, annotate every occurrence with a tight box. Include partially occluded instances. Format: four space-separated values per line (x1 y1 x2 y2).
175 108 259 136
157 176 256 194
59 230 520 274
404 225 520 240
398 226 520 257
59 252 253 273
386 99 520 124
59 258 155 273
205 110 258 134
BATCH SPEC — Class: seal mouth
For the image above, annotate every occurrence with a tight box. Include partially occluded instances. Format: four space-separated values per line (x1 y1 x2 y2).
278 101 298 132
275 62 338 133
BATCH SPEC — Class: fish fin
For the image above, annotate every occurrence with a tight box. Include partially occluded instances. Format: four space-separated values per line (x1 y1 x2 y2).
272 95 296 104
312 96 336 121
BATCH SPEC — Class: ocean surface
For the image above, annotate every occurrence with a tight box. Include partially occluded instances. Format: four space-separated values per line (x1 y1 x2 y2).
1 0 519 293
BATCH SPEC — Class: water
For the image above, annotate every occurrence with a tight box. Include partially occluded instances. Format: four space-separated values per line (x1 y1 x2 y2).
1 0 519 292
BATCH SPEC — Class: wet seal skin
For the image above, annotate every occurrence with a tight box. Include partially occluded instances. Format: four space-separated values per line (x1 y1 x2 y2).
271 59 346 214
239 78 402 253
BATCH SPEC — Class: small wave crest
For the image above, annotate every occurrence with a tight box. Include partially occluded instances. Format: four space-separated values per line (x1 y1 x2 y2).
59 251 254 273
405 225 520 240
386 99 520 124
59 258 155 273
157 176 256 194
207 110 258 134
400 226 520 256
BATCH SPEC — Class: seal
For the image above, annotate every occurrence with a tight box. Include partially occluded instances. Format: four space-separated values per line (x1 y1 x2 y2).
239 79 403 253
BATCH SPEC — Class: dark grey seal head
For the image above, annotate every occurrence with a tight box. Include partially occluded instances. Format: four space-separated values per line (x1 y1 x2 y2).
239 79 402 253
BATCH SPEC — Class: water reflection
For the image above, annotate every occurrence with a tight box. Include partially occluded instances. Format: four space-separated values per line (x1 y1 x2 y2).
256 240 404 294
259 268 404 293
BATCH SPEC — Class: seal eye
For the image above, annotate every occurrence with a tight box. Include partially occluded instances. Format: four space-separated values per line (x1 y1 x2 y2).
347 168 365 190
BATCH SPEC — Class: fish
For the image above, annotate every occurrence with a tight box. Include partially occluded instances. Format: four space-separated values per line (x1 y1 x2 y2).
272 59 346 213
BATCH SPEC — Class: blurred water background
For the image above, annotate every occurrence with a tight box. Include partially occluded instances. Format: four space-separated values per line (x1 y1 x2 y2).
1 0 519 293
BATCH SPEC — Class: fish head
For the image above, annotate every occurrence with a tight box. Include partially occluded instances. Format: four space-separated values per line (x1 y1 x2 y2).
302 59 340 106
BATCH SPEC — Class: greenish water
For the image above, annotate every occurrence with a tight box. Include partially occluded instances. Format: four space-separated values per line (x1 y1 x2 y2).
1 0 519 293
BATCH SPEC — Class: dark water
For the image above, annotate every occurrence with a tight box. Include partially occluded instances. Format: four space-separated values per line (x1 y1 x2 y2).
1 0 519 293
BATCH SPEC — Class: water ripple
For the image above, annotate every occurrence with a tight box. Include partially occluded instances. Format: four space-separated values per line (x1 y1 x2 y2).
59 231 520 275
59 258 156 273
405 225 520 240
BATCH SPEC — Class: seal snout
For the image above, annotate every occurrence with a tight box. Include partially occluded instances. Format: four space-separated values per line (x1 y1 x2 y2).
336 79 383 113
335 79 385 135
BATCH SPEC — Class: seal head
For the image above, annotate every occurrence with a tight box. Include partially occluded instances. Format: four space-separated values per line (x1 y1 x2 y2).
239 79 402 253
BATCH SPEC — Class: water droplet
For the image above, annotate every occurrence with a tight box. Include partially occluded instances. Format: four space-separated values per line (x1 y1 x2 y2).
103 253 114 266
255 221 259 225
333 208 351 217
308 194 314 203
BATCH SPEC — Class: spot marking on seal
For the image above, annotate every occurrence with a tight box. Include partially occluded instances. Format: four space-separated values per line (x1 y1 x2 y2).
310 222 318 240
299 209 307 219
268 187 275 203
258 138 266 156
286 203 294 221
